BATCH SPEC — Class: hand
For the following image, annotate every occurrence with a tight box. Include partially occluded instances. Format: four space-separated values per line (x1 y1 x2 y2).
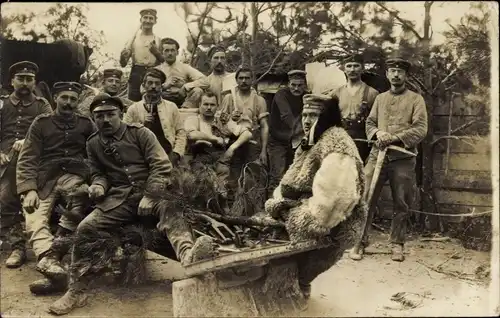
213 136 225 147
137 196 154 216
12 139 25 152
375 131 394 149
0 153 10 165
231 110 242 122
88 184 105 201
145 114 154 122
22 190 39 214
259 150 268 167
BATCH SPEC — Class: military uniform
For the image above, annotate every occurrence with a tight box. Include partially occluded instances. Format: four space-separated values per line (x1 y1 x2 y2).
16 111 96 259
0 61 52 265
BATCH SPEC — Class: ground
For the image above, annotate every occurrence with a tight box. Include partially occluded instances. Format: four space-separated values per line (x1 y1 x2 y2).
1 232 494 317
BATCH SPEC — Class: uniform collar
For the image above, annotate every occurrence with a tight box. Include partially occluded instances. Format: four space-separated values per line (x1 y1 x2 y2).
389 86 407 95
52 113 78 129
10 92 36 106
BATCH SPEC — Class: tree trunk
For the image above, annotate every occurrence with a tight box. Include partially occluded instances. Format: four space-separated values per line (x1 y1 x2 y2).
250 2 259 88
420 1 441 232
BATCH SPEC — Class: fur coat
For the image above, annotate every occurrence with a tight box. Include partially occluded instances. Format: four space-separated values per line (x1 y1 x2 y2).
265 126 367 243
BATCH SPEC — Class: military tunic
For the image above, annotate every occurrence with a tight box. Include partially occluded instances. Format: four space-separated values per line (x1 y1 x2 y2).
0 93 52 250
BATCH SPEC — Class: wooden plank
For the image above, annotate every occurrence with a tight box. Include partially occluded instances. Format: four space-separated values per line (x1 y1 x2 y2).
432 115 490 135
433 95 486 116
434 189 493 206
433 170 493 190
433 153 492 171
432 135 491 154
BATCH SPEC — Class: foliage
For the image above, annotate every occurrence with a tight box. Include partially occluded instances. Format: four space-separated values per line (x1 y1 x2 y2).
1 3 113 82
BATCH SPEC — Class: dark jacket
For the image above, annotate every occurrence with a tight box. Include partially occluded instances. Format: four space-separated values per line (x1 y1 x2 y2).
86 122 172 212
16 113 96 199
268 88 304 144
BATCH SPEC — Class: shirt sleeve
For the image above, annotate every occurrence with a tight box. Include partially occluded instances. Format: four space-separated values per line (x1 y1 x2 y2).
16 118 43 194
86 139 110 192
255 95 269 120
272 90 294 130
183 65 208 90
365 95 381 140
184 116 200 133
172 107 187 157
138 127 173 190
394 94 428 148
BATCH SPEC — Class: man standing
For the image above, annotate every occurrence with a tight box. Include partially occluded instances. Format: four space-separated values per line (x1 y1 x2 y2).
202 46 235 103
78 69 133 117
349 58 428 262
120 8 164 102
154 38 209 108
185 91 253 198
48 94 215 315
0 61 52 268
267 70 307 194
124 68 186 166
17 81 96 280
330 54 379 163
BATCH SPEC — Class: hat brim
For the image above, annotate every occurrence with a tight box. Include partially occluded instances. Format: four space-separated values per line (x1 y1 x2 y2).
14 72 36 77
92 105 121 113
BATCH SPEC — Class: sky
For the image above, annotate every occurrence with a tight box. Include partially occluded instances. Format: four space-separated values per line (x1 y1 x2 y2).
1 1 492 69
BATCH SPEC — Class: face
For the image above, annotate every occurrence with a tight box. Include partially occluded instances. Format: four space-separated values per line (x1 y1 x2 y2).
103 77 120 95
288 78 307 96
236 71 252 91
344 62 363 80
93 110 122 136
200 95 218 118
162 43 178 64
211 51 226 73
302 108 321 134
11 74 35 96
386 67 407 87
140 14 156 29
143 75 162 95
54 91 80 117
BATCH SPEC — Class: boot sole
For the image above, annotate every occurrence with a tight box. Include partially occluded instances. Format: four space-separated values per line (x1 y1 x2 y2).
36 266 68 282
5 261 25 269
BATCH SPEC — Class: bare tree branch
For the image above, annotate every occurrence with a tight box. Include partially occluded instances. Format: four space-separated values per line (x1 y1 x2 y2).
375 2 423 40
254 31 297 83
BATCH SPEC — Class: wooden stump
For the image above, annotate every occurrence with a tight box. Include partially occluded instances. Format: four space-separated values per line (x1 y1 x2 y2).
172 260 307 317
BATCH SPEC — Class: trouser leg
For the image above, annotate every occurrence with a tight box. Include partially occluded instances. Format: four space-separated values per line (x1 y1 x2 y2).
128 65 147 102
0 164 26 251
182 87 203 108
267 137 289 195
387 158 416 245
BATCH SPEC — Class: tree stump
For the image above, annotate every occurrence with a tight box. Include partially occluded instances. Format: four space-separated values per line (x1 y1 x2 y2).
172 260 307 317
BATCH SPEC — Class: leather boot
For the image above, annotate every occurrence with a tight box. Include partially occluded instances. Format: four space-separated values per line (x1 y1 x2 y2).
48 274 88 315
5 249 27 268
391 243 405 262
30 277 68 295
36 251 67 282
348 243 364 261
156 209 217 266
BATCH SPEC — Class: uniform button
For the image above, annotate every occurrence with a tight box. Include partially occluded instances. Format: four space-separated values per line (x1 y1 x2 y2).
18 116 21 119
125 168 129 172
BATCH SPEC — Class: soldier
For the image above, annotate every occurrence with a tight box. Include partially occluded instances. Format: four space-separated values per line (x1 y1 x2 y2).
329 54 379 163
154 37 209 108
267 70 308 194
124 68 186 166
78 68 133 117
120 8 164 102
349 57 428 262
0 61 53 268
48 94 215 315
17 81 96 281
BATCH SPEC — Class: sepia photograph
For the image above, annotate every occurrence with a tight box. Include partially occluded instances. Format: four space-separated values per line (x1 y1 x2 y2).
0 1 498 317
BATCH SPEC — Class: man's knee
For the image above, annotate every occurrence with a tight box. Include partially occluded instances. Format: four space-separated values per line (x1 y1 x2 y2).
183 87 203 108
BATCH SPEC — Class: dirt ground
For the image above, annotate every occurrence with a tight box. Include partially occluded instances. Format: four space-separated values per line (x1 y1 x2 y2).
1 232 495 317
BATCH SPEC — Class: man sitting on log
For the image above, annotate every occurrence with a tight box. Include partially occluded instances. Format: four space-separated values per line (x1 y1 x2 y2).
184 90 253 204
16 82 96 286
48 93 215 315
265 93 367 299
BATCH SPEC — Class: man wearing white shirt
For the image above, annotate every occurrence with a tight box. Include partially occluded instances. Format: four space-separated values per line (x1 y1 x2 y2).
120 8 164 102
155 38 209 108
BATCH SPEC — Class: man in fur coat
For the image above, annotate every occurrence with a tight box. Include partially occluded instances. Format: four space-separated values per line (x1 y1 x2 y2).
265 93 367 299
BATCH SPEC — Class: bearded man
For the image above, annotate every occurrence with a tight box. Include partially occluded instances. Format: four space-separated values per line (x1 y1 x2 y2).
265 93 366 300
0 61 53 268
17 82 96 282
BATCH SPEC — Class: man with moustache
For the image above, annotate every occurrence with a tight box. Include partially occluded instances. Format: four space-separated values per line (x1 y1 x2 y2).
220 67 269 200
348 57 428 262
78 69 133 117
185 90 253 200
48 94 215 315
16 82 96 281
154 37 209 108
120 8 164 102
267 70 308 194
124 68 186 166
0 61 53 268
195 46 235 103
329 54 379 163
